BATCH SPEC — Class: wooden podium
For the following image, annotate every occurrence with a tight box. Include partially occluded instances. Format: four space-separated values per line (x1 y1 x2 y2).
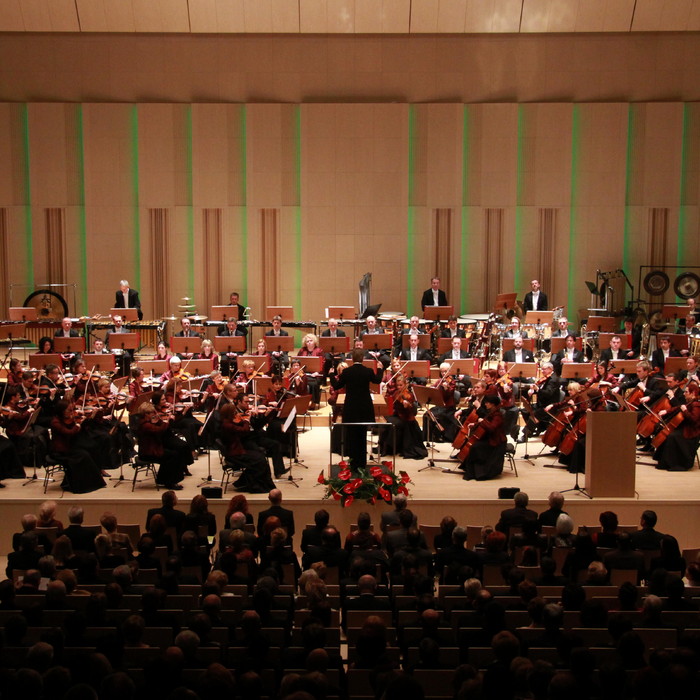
584 411 636 497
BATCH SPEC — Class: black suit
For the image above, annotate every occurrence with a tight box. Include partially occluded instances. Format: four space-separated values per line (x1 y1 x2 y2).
399 348 432 363
650 348 681 372
502 349 535 364
321 329 347 338
552 349 586 375
53 329 80 338
146 506 187 534
264 329 289 337
495 506 538 536
438 350 470 364
331 362 383 469
523 291 548 311
114 288 143 320
228 303 246 321
421 288 448 310
63 524 96 553
440 328 466 338
257 505 295 539
599 347 629 364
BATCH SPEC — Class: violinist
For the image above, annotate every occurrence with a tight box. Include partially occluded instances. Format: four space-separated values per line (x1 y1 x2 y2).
37 363 65 427
240 386 288 479
488 367 518 439
585 362 618 394
49 399 106 493
151 391 196 473
251 338 272 372
6 358 24 386
37 336 54 354
93 377 134 466
196 339 219 371
261 375 295 469
71 359 98 399
17 371 39 404
422 361 460 443
298 333 325 410
218 402 275 493
154 341 172 362
518 362 561 443
162 378 204 459
653 382 700 471
136 403 187 489
379 373 428 460
0 387 35 479
160 355 185 383
460 394 506 481
236 359 262 395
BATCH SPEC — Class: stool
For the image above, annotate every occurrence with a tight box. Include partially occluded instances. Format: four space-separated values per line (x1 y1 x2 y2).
505 443 518 476
132 458 159 492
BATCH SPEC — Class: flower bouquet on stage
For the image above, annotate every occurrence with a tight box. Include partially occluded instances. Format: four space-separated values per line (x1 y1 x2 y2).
318 460 413 507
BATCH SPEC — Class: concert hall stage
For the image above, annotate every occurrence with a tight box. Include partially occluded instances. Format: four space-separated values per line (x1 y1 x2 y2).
1 426 699 557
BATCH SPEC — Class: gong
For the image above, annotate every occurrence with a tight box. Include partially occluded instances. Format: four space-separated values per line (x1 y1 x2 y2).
673 272 700 300
22 289 69 321
643 270 670 296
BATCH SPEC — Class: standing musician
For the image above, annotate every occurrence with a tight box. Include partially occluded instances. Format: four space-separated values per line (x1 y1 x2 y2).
227 291 246 321
330 348 384 469
297 333 325 410
653 382 700 471
651 335 682 373
552 334 586 378
379 373 428 460
422 362 460 443
420 276 448 311
523 279 548 311
114 279 143 320
218 317 248 376
196 339 219 371
49 399 106 493
264 315 290 373
518 362 561 443
1 387 41 476
136 403 187 489
218 402 275 493
441 315 466 339
460 394 506 482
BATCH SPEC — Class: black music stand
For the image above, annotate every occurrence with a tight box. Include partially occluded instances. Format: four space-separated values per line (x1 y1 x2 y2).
279 394 313 485
21 407 42 487
412 385 451 471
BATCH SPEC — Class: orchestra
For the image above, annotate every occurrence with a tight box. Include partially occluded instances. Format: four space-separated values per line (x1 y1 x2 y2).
1 277 699 493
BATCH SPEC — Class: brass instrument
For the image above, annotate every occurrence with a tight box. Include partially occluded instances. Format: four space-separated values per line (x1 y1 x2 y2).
689 323 700 358
640 322 651 360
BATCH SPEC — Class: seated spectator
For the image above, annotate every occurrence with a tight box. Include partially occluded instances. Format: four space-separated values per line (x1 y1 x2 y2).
433 515 457 551
603 532 645 584
344 512 381 552
301 509 331 552
478 531 510 569
510 519 548 555
94 533 127 570
553 514 576 548
389 527 433 578
495 492 538 539
146 489 187 533
219 511 259 557
582 561 609 585
37 500 64 531
12 514 53 554
664 575 699 611
122 614 148 647
135 536 162 574
146 513 174 554
261 526 301 584
224 494 254 529
383 508 426 556
630 509 665 551
560 583 586 611
184 494 217 549
683 561 700 587
63 505 96 553
301 526 348 576
51 535 80 570
435 526 482 584
537 491 568 529
562 529 599 582
7 533 42 579
594 510 619 549
650 534 686 577
179 530 212 581
100 512 134 558
533 556 567 586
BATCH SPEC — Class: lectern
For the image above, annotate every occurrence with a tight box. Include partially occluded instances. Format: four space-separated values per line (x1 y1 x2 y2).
584 411 636 497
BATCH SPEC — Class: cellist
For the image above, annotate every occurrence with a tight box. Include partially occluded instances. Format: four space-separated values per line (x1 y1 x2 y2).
421 361 460 443
652 382 700 471
460 394 506 482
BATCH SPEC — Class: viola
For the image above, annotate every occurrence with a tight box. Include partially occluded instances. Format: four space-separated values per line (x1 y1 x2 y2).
452 408 478 450
541 407 574 448
457 418 488 461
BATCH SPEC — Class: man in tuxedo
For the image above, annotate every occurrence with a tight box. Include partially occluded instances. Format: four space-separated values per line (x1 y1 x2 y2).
54 317 80 338
217 318 247 375
265 315 290 372
321 318 348 378
420 277 448 311
502 337 535 364
523 279 548 312
114 280 143 320
362 315 381 336
518 362 561 442
650 335 681 373
257 489 295 539
441 315 466 339
227 291 246 321
400 334 432 363
439 336 470 364
105 314 133 374
599 335 627 364
552 334 586 377
551 317 574 338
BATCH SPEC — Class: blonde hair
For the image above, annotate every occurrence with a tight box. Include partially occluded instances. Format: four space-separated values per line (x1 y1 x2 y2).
302 333 318 346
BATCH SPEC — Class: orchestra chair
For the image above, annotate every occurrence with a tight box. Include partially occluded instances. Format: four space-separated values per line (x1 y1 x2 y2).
43 455 66 494
131 458 159 492
504 443 518 475
215 439 242 494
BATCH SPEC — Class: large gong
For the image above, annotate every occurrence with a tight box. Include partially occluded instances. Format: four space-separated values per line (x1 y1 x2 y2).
22 289 69 321
674 272 700 300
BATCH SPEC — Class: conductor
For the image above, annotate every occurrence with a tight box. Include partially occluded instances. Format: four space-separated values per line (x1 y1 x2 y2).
330 348 383 471
114 280 143 320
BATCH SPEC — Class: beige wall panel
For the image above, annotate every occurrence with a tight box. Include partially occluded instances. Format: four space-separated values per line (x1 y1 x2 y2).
464 0 522 33
411 0 439 33
355 0 410 33
0 1 25 32
99 0 138 32
243 0 274 33
437 0 467 33
0 104 25 205
220 206 246 298
2 207 33 300
425 104 462 207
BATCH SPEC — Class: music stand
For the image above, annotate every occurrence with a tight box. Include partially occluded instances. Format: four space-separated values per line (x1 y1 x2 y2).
447 358 480 377
263 335 295 353
110 308 139 322
54 336 86 355
236 355 271 374
9 308 38 322
319 336 350 355
266 306 294 321
525 310 554 327
28 353 63 369
169 336 200 356
279 394 313 483
327 306 355 321
401 335 431 350
0 323 26 340
661 333 689 352
411 385 449 470
136 359 169 375
107 332 139 352
608 359 640 374
21 407 43 486
399 360 431 380
130 391 155 414
182 359 216 377
494 293 518 316
423 306 454 322
254 376 274 396
587 316 616 333
209 306 235 322
83 354 116 373
662 305 689 321
664 357 688 374
560 363 592 382
213 336 247 354
362 333 393 351
290 356 323 374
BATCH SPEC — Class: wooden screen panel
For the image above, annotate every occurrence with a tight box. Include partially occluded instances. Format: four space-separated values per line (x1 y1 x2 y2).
44 207 66 286
484 208 504 308
648 207 669 268
433 208 452 296
0 208 7 313
538 207 557 300
202 208 223 314
260 208 279 312
149 208 170 320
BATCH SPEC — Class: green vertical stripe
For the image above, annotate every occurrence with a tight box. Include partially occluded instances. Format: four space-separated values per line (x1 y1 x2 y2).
130 106 141 290
294 106 302 318
623 104 635 273
461 106 469 312
76 105 88 315
240 106 248 303
567 105 580 316
515 105 525 292
186 106 195 303
407 106 417 317
21 104 34 290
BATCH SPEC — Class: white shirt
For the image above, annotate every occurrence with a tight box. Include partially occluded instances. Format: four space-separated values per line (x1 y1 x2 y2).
122 290 130 308
432 289 439 305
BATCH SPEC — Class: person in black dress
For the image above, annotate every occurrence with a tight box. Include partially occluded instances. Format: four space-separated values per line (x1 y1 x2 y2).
330 348 383 471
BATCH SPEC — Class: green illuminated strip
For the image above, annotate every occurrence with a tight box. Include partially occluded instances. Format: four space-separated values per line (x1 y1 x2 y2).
240 106 248 303
677 103 690 299
622 104 635 273
76 105 88 316
21 105 34 289
407 106 416 316
294 106 302 318
186 106 194 302
515 105 525 292
130 107 141 289
567 105 580 315
461 106 469 312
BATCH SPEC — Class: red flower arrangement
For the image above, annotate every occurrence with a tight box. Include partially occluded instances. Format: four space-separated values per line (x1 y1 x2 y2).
317 461 413 507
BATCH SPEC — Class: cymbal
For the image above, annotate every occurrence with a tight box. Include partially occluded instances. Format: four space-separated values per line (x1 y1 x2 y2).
180 297 192 302
162 315 178 321
189 315 208 322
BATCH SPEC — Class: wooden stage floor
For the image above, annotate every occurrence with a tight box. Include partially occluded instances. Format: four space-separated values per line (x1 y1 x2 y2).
2 421 700 555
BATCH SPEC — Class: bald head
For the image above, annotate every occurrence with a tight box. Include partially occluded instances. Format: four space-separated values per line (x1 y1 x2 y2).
268 489 282 505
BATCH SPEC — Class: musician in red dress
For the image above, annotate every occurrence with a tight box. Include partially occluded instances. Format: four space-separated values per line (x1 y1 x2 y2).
460 394 506 481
